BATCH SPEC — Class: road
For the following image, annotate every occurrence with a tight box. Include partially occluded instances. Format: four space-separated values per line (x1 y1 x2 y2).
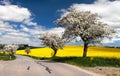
0 55 101 76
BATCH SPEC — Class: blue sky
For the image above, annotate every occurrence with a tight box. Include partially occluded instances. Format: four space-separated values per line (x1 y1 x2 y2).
11 0 95 28
0 0 120 47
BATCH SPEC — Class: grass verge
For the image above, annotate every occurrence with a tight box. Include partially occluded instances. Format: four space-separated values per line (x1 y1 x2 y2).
51 57 120 67
0 53 16 60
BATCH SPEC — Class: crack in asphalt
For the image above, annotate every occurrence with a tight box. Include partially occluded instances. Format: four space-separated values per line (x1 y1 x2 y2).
27 66 30 70
35 61 52 74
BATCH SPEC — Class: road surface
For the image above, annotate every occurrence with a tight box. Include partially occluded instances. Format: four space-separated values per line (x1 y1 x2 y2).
0 55 101 76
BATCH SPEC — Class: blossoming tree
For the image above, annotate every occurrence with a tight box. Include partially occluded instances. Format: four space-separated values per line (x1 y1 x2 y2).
55 7 115 57
25 47 31 55
39 33 65 57
4 44 19 57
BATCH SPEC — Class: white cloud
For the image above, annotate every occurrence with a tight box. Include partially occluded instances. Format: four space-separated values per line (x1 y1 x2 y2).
102 37 120 44
7 32 29 37
45 27 65 37
0 27 42 46
0 1 38 26
20 24 65 38
0 21 12 28
0 1 42 46
0 0 46 46
0 22 31 44
60 0 120 45
95 0 110 4
23 19 37 26
0 35 31 44
71 0 120 27
0 0 11 5
20 24 65 36
48 27 65 33
0 21 14 34
20 25 30 32
0 25 44 46
0 5 31 22
20 25 45 35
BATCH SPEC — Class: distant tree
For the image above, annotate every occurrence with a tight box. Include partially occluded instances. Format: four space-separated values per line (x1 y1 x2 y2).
4 44 19 57
39 33 65 57
55 7 115 57
25 47 31 55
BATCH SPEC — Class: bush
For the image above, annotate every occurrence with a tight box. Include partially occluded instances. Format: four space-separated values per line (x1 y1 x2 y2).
0 53 16 60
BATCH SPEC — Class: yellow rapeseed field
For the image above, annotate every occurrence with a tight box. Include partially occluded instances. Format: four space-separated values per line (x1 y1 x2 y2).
16 46 120 58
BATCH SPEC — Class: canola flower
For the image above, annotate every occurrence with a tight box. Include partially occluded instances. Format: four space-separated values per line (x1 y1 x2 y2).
16 46 120 58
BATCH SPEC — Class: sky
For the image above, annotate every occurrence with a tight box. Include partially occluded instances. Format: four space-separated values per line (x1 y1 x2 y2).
0 0 120 47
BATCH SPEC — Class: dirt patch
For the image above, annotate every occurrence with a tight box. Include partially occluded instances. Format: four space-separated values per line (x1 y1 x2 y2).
83 67 120 76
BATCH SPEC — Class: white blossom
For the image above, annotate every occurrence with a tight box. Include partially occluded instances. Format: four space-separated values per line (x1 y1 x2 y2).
4 44 19 55
39 33 65 57
56 7 115 44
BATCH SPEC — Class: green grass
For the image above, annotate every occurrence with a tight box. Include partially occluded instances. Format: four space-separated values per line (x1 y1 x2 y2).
0 53 16 60
51 57 120 67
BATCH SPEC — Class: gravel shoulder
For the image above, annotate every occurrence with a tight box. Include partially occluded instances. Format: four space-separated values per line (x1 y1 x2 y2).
83 67 120 76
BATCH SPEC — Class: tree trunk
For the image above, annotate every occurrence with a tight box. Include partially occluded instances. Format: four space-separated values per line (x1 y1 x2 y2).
10 49 15 57
83 42 88 57
52 49 57 57
27 52 29 55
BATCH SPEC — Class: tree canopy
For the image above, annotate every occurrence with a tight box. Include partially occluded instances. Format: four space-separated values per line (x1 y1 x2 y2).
39 33 65 57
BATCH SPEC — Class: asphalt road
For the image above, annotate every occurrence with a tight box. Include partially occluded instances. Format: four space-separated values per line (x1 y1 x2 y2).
0 55 101 76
